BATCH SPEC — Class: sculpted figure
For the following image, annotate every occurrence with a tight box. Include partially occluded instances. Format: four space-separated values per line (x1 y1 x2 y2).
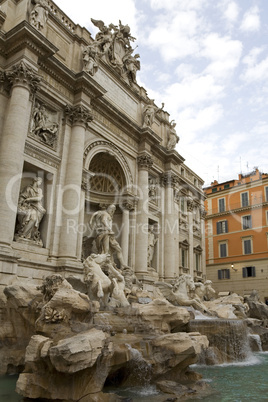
147 225 158 268
90 205 126 268
31 102 58 147
204 280 216 301
82 43 99 76
83 253 129 308
91 18 113 54
30 0 49 31
83 253 112 306
143 99 164 127
123 51 140 85
16 177 46 245
156 274 210 314
166 120 179 151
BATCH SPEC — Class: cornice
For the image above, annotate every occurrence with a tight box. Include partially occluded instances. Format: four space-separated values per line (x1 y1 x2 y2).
0 21 58 59
24 140 61 168
205 201 268 219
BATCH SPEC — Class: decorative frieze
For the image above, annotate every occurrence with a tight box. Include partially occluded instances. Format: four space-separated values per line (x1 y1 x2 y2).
6 61 41 94
65 105 93 128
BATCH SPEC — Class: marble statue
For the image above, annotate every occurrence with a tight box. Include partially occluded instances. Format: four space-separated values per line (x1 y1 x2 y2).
166 120 179 150
90 204 127 268
156 274 210 313
143 99 164 127
122 51 140 85
204 280 216 301
148 225 158 268
29 0 49 31
30 102 58 148
83 253 129 308
83 253 112 306
15 177 46 245
91 18 140 86
82 43 99 76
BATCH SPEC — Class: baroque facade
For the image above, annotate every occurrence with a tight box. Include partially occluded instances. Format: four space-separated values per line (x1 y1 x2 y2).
0 0 205 291
204 168 268 302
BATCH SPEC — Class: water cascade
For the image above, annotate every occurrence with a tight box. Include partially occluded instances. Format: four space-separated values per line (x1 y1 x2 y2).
189 319 252 364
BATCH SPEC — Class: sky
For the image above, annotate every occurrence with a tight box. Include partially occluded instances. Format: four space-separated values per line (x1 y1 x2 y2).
54 0 268 186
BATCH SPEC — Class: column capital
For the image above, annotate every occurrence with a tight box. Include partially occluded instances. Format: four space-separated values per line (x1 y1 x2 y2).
137 154 153 170
122 198 137 211
6 61 41 94
65 104 93 128
161 172 178 187
200 207 207 219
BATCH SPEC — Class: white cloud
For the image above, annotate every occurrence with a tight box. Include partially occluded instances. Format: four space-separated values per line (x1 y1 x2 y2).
147 11 202 61
241 56 268 83
240 6 260 32
223 1 239 24
164 74 224 109
149 0 207 11
242 47 264 66
178 104 224 137
54 0 138 35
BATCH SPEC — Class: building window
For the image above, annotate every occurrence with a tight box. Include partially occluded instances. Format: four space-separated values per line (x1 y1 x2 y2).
216 220 228 234
224 184 230 189
212 188 217 193
181 249 187 268
265 187 268 202
180 197 185 213
195 253 200 270
218 269 230 279
242 215 252 230
241 192 249 207
242 266 256 278
243 238 252 254
219 242 228 258
218 198 225 212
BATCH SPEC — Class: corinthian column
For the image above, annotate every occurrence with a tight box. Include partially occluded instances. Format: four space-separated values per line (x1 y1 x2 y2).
58 105 93 261
187 198 194 277
0 61 40 253
162 172 179 280
135 154 153 275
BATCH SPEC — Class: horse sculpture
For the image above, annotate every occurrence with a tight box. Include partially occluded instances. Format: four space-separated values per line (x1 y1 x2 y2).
156 274 210 313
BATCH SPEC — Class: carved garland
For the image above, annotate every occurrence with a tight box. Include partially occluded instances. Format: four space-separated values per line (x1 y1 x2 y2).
84 140 133 185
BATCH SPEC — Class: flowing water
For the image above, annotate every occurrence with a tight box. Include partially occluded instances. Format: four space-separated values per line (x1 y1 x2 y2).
1 354 268 401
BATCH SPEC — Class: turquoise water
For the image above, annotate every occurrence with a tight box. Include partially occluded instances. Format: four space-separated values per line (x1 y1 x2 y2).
1 353 268 401
191 352 268 402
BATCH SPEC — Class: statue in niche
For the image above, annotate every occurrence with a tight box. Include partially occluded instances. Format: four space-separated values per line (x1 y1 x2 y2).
15 177 46 246
143 99 164 128
82 43 100 76
89 204 127 269
148 178 157 202
166 120 179 151
147 225 158 268
30 101 58 148
29 0 49 31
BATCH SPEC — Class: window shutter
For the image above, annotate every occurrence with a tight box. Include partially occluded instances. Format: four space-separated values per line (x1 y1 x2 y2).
252 266 256 277
218 270 223 280
217 222 221 234
226 269 230 279
225 220 228 233
242 267 247 278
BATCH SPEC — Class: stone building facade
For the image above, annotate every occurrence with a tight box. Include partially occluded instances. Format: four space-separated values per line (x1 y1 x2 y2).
204 168 268 302
0 0 205 291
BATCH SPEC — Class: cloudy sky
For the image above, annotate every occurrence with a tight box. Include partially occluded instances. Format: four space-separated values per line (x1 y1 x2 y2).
54 0 268 186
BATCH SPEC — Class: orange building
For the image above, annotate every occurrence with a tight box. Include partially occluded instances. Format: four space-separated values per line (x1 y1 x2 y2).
204 168 268 303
